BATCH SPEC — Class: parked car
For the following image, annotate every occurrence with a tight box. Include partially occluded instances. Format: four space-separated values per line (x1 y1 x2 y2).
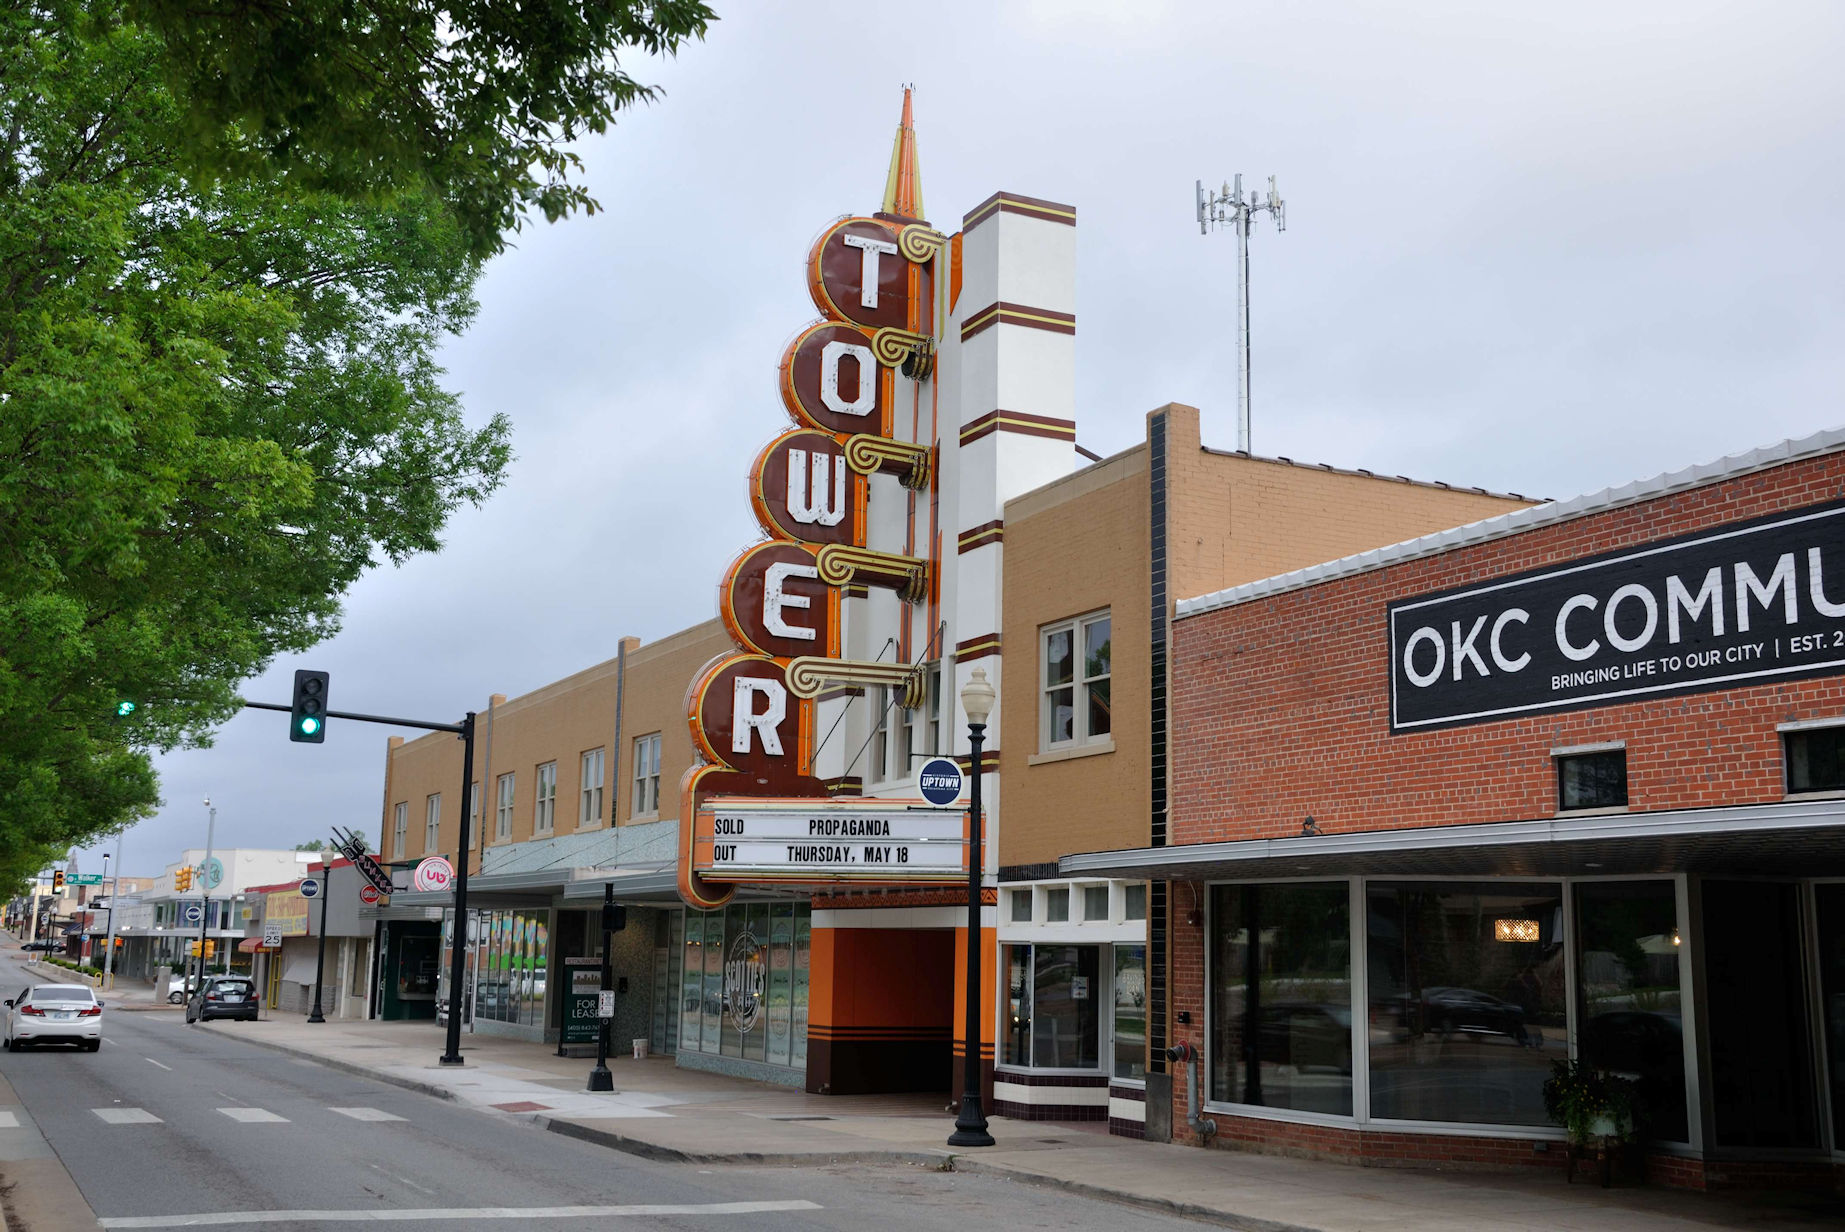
19 939 62 953
166 975 200 1005
187 975 259 1023
2 984 103 1050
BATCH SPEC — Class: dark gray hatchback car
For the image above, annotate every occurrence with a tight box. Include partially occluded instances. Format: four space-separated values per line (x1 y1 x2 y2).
187 975 259 1023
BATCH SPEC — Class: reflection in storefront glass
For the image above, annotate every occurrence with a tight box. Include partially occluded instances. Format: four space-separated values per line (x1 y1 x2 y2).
1210 883 1351 1115
768 905 793 1068
1032 945 1099 1069
674 905 811 1069
1367 882 1566 1126
1003 945 1031 1066
1575 881 1687 1142
1113 945 1146 1080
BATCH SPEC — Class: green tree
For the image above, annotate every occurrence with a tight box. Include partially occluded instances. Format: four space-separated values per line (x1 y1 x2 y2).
0 5 511 894
123 0 718 259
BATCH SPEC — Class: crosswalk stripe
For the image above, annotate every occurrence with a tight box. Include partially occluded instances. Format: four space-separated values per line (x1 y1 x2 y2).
0 1111 19 1128
97 1201 825 1227
218 1107 288 1123
92 1108 162 1125
329 1107 406 1122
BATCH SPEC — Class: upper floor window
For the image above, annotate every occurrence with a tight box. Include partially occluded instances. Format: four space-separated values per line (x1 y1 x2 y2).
869 689 894 783
1786 726 1845 793
534 761 557 833
633 733 661 817
424 794 441 854
470 782 480 836
1556 748 1627 811
900 664 942 771
495 772 515 841
392 801 408 858
580 748 605 826
1042 612 1112 750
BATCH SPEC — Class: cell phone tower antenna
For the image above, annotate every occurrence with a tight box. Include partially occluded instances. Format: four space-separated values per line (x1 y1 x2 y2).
1196 174 1286 453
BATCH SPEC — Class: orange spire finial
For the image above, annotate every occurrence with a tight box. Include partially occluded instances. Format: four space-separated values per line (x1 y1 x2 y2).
881 86 924 220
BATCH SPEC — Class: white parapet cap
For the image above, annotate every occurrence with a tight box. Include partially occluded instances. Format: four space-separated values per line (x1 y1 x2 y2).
1176 423 1845 620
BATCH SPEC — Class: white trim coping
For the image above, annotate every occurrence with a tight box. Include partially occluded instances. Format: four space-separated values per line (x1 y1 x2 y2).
1176 424 1845 619
1060 795 1845 877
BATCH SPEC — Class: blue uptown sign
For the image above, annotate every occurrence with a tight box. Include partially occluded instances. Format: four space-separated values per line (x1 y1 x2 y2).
917 758 964 806
298 877 321 899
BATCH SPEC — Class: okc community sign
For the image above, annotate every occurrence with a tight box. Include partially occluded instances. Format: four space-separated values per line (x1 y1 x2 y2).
1390 500 1845 731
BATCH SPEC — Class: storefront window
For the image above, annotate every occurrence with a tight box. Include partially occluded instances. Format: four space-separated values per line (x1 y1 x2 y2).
1003 944 1031 1066
1113 945 1146 1080
674 905 809 1071
1001 943 1101 1069
1210 882 1351 1115
1575 880 1687 1142
1367 882 1566 1126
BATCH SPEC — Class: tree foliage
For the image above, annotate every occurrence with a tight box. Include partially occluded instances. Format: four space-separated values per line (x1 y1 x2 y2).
122 0 717 259
0 4 513 894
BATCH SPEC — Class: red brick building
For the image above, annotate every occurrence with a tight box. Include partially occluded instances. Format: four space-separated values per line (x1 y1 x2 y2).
1065 429 1845 1189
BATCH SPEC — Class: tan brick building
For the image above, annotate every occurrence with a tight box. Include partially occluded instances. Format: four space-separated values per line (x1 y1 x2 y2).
993 401 1529 1128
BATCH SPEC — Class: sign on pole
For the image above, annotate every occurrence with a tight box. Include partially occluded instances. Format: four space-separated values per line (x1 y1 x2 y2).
262 923 283 949
358 884 382 906
68 873 105 886
183 902 203 924
200 857 224 889
298 877 321 899
917 758 964 806
597 990 616 1020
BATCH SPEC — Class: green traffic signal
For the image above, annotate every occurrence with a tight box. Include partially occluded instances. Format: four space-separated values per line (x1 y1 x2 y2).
297 715 321 737
115 700 136 717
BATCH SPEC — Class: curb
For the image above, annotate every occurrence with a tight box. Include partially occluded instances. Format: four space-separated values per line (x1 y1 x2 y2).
538 1115 954 1169
193 1025 463 1105
948 1157 1321 1232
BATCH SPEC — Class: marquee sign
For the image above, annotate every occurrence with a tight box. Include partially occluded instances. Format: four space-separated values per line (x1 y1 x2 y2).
1389 499 1845 731
693 799 969 883
678 94 949 909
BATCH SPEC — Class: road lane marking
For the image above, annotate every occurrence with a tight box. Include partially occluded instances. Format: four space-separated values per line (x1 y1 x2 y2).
217 1107 288 1123
144 1058 172 1071
0 1111 18 1128
97 1203 824 1227
333 1107 406 1122
91 1108 162 1124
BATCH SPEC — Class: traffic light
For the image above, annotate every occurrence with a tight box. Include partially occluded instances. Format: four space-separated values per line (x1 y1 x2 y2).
114 700 136 718
290 669 329 743
174 866 192 892
203 941 216 959
51 870 64 893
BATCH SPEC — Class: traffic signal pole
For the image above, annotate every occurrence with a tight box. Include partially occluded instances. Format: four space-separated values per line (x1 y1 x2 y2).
240 697 476 1067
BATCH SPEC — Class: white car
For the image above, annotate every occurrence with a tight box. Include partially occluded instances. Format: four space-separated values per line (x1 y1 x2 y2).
3 984 104 1051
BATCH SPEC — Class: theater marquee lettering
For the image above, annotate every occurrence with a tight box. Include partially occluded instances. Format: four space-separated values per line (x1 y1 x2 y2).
694 799 969 882
1388 500 1845 731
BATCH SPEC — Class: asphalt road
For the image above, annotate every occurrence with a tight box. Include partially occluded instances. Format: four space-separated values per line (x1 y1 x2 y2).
0 954 1209 1231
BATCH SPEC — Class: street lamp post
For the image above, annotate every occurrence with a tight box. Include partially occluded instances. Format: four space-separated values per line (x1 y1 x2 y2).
193 798 218 1012
307 859 331 1023
587 883 616 1093
96 852 109 968
948 668 997 1148
102 830 125 988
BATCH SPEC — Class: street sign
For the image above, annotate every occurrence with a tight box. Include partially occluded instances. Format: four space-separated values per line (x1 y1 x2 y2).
262 923 282 948
358 884 382 906
917 758 964 806
412 856 454 893
597 990 616 1020
68 873 105 886
298 877 321 899
201 856 224 889
183 902 203 924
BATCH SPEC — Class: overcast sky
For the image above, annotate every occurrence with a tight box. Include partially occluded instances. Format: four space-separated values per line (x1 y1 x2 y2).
77 0 1845 876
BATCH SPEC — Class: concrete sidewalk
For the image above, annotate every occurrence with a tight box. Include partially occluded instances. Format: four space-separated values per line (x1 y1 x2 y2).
198 1016 1842 1231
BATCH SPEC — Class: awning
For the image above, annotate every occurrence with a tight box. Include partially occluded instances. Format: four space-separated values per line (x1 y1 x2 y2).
236 937 271 953
1058 797 1845 882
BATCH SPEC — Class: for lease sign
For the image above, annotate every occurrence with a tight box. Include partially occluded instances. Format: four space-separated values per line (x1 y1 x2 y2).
1388 500 1845 731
